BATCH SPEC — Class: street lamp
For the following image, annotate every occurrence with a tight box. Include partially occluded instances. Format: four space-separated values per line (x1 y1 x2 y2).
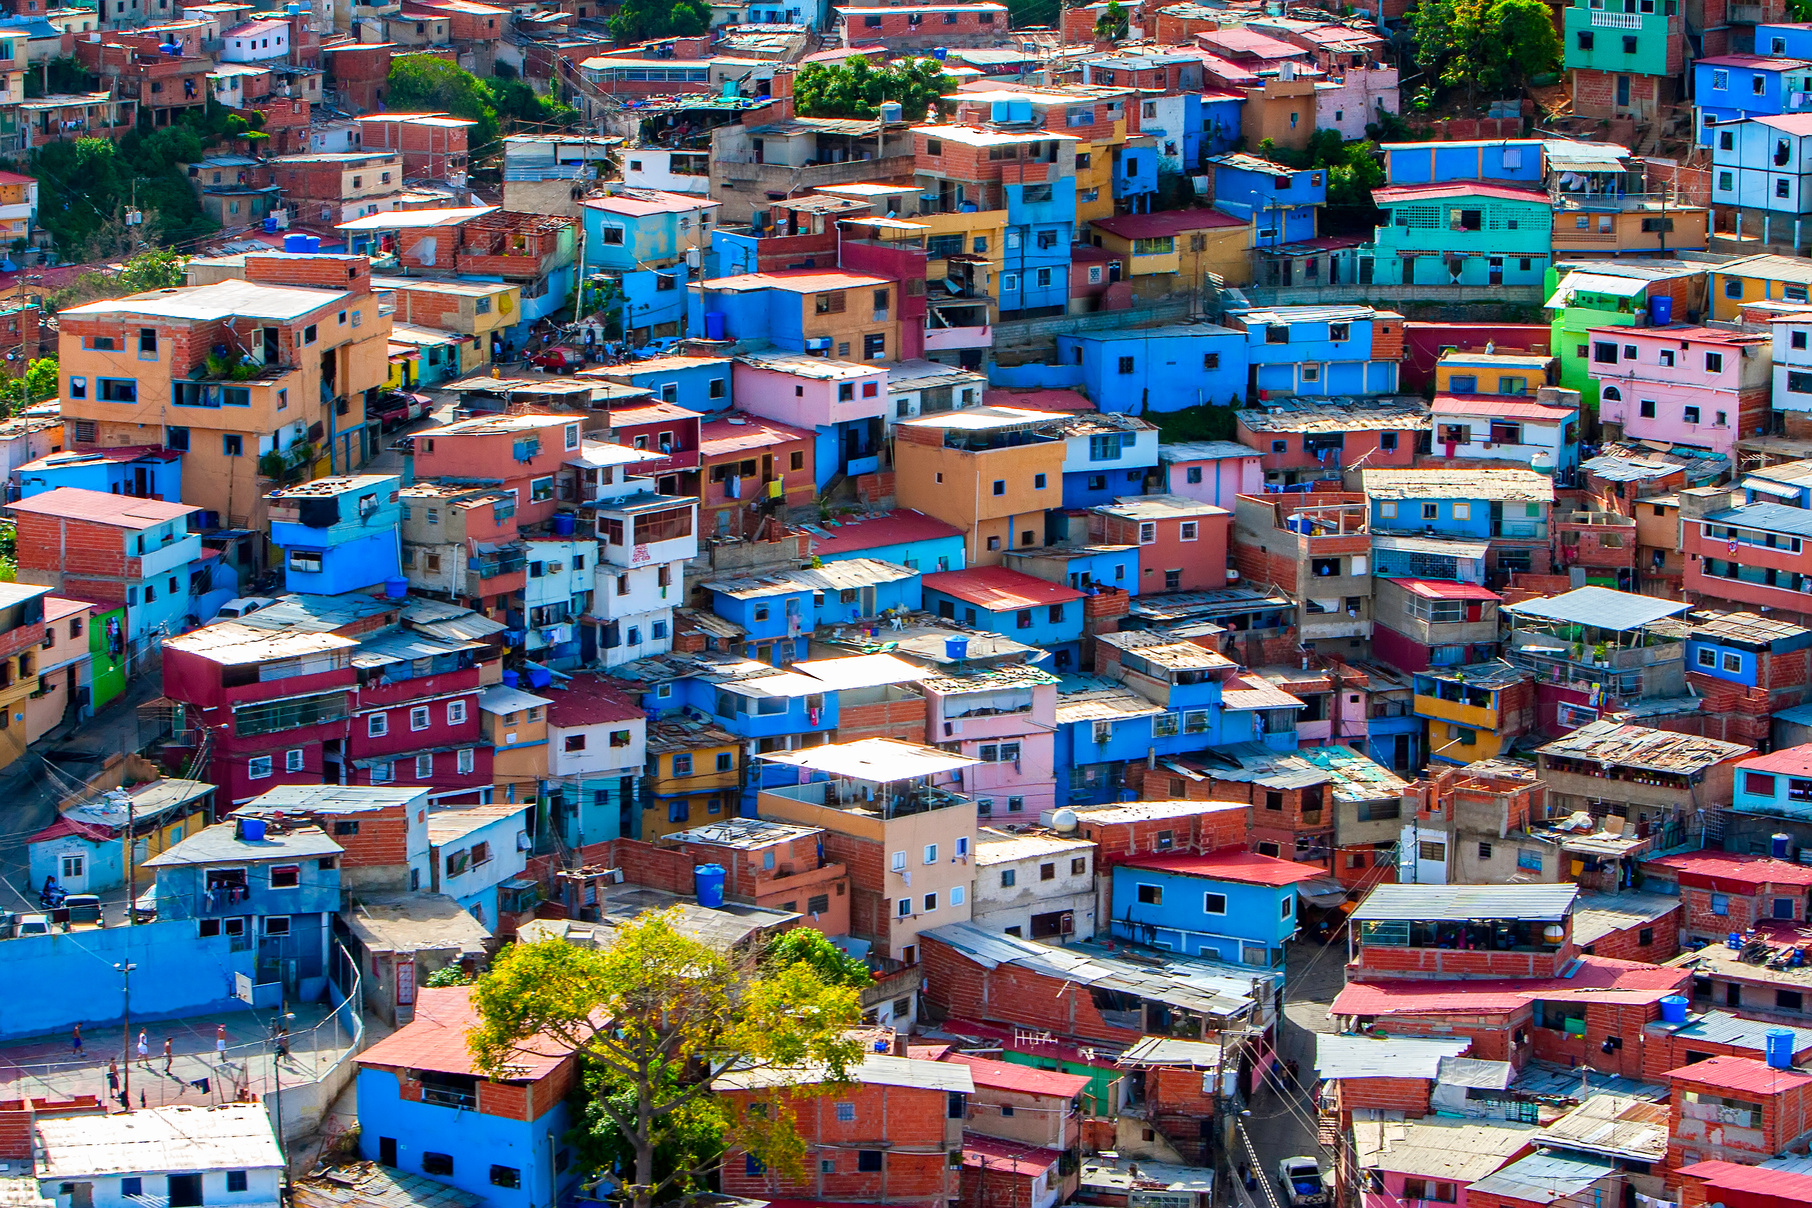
269 1009 296 1178
114 962 136 1112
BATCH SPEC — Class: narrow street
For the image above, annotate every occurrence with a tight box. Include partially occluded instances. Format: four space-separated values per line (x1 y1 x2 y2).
1240 934 1349 1201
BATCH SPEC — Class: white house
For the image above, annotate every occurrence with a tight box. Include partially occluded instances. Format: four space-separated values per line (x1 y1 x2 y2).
1711 114 1812 244
1773 313 1812 413
522 536 599 668
970 827 1097 941
545 674 648 783
35 1104 283 1208
575 441 696 669
219 17 289 62
885 359 986 430
1429 392 1580 475
425 801 530 928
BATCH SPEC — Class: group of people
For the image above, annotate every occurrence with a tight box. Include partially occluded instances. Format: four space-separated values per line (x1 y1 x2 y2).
70 1020 279 1111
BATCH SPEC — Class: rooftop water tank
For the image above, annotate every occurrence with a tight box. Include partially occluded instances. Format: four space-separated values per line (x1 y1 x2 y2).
1768 1028 1796 1070
696 863 726 908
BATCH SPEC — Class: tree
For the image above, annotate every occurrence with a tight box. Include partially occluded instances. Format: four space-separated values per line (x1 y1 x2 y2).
422 965 475 988
608 0 709 46
1410 0 1558 100
115 249 188 293
1094 0 1129 40
469 913 865 1208
386 57 501 153
764 928 873 989
0 359 58 414
794 57 952 122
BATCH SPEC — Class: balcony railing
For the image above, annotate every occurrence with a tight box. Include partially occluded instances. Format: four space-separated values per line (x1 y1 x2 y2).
1588 10 1644 26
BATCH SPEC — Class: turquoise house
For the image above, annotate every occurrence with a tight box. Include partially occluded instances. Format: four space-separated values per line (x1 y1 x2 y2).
1365 182 1554 288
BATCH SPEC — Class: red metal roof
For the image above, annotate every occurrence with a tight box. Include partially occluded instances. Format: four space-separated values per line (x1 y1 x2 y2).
7 487 198 528
544 675 647 728
807 509 965 558
962 1136 1063 1176
981 388 1095 412
922 566 1085 612
699 416 814 458
28 814 116 846
609 401 703 427
1665 1053 1812 1094
1388 578 1502 602
1696 53 1812 67
1372 182 1552 206
1644 850 1812 891
1330 955 1690 1016
358 985 572 1079
1732 745 1812 777
940 1052 1093 1098
1431 395 1576 421
1092 208 1248 239
1120 848 1328 886
1677 1160 1812 1204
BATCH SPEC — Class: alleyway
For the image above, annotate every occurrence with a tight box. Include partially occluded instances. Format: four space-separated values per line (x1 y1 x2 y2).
1241 934 1348 1200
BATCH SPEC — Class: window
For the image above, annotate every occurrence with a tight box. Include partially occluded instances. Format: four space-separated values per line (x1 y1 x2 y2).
1204 891 1227 914
924 843 939 865
1685 406 1701 424
923 892 937 912
1747 771 1776 796
410 706 431 731
286 749 305 772
858 1152 883 1173
565 734 587 752
1707 352 1725 373
1035 473 1047 490
99 379 137 403
1639 399 1656 419
264 916 290 936
490 1167 521 1190
836 1102 856 1122
1712 893 1731 915
248 755 273 779
223 434 243 457
415 754 434 779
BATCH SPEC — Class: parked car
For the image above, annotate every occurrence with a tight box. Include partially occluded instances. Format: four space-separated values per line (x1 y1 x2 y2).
216 596 277 620
531 346 587 373
1278 1157 1327 1208
373 391 433 430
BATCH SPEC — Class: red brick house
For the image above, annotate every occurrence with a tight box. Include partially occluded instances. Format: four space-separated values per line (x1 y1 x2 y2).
1090 495 1230 594
1640 850 1812 950
1665 1054 1812 1171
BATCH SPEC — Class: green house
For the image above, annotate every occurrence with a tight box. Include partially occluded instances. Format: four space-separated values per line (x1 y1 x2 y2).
1563 0 1679 78
88 605 127 711
1365 183 1554 288
1544 261 1705 408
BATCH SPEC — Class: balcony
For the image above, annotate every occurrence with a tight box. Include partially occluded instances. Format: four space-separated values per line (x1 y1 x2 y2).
1413 691 1499 731
1492 519 1548 540
1588 9 1643 26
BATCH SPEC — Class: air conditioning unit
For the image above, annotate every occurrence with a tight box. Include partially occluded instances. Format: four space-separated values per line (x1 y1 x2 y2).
548 560 564 573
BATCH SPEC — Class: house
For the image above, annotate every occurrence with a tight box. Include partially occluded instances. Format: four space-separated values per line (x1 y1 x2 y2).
921 664 1062 816
543 675 647 849
667 816 848 932
1434 348 1558 397
478 683 551 807
234 783 433 895
13 445 184 503
1359 468 1554 585
1055 325 1246 413
1231 492 1371 656
9 489 202 662
1111 848 1324 967
1428 390 1582 476
1501 587 1689 733
267 473 402 594
1085 208 1253 291
715 1053 972 1205
271 151 404 225
31 1104 284 1208
596 401 703 499
1712 116 1812 251
885 361 987 429
970 826 1096 941
1207 152 1325 252
589 355 734 415
1157 442 1264 509
356 112 475 183
731 352 889 488
1365 181 1553 291
398 483 525 614
581 189 716 337
640 719 742 840
1694 54 1812 140
893 407 1068 567
1562 0 1684 121
427 802 531 929
704 560 921 666
1391 762 1552 886
1354 1115 1535 1208
1370 577 1502 675
1664 1054 1812 1168
1708 252 1812 320
1641 848 1812 947
27 777 215 898
1546 260 1709 404
1590 325 1771 456
701 271 901 365
1238 398 1428 490
697 415 815 541
375 276 518 372
412 413 581 529
1053 676 1166 806
1226 304 1404 399
143 815 343 1000
1770 312 1812 431
921 568 1085 672
755 738 979 964
805 510 967 575
1092 496 1231 595
1380 139 1548 187
1411 660 1537 766
1534 719 1752 826
340 893 494 1025
1686 611 1812 754
356 984 579 1208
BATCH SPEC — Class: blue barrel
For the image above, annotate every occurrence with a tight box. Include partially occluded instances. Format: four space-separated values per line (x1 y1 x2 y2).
1729 931 1744 950
1649 295 1673 326
1768 1028 1796 1069
263 216 279 234
1775 833 1792 859
284 233 312 253
526 664 553 689
945 636 968 660
704 311 727 341
695 863 726 908
238 817 267 842
304 235 322 254
552 512 575 537
384 577 409 600
502 670 520 687
1660 995 1689 1024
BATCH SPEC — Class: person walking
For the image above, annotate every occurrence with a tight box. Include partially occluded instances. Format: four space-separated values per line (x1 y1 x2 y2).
106 1058 119 1095
136 1030 149 1068
215 1024 227 1060
162 1037 173 1074
70 1023 81 1056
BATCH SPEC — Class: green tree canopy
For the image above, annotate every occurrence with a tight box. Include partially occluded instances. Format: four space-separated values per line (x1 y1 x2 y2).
1410 0 1559 99
794 57 952 122
764 928 873 989
1094 0 1129 40
385 57 579 157
608 0 710 45
469 912 864 1208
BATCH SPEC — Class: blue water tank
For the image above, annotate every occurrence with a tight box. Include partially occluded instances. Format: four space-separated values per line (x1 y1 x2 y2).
696 863 726 908
384 577 409 599
1768 1028 1796 1070
1775 832 1793 859
945 636 968 661
932 45 947 59
263 216 279 234
284 233 312 253
238 817 268 842
1649 295 1673 326
1660 994 1689 1024
304 235 322 254
526 664 553 689
704 311 726 341
502 670 520 687
552 512 575 537
1729 931 1744 950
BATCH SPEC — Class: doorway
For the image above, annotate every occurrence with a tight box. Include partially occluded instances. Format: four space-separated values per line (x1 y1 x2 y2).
379 1137 398 1167
167 1175 202 1208
1489 257 1504 286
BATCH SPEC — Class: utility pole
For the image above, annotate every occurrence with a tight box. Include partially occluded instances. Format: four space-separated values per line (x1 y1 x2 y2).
114 960 136 1112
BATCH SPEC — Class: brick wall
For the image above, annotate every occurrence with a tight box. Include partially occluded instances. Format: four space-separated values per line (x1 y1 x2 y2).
1335 1075 1432 1124
1527 1000 1666 1080
720 1081 957 1204
244 252 373 296
1582 907 1678 962
15 514 126 580
1351 943 1568 981
922 932 1142 1044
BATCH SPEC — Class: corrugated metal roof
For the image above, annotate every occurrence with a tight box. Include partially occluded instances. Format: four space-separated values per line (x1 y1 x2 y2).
1369 532 1493 559
1534 719 1753 773
1117 1037 1224 1068
702 557 917 599
1315 1034 1472 1080
33 1104 282 1179
1570 891 1681 946
1643 1009 1812 1054
1469 1152 1616 1204
1352 1115 1538 1180
1532 1094 1669 1162
1435 1057 1512 1089
1352 883 1577 922
1504 586 1689 631
714 1053 976 1093
758 738 977 781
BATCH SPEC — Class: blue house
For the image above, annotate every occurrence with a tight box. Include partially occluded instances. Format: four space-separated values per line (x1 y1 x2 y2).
141 815 343 1001
357 985 578 1208
593 354 733 413
806 509 967 573
1207 153 1325 250
268 473 402 595
702 559 921 665
1378 139 1548 185
428 802 532 928
1109 849 1322 966
1057 325 1248 414
1092 629 1274 752
921 566 1085 672
1113 141 1159 213
14 446 183 502
1686 610 1812 695
27 778 215 898
1230 304 1403 398
1761 23 1812 57
1361 467 1554 547
1049 411 1159 510
582 189 715 276
1003 543 1140 595
1695 55 1812 144
1003 176 1076 318
706 669 841 810
1053 674 1164 805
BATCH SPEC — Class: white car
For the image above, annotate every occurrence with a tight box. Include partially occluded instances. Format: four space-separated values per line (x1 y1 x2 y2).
216 596 276 620
1277 1157 1327 1208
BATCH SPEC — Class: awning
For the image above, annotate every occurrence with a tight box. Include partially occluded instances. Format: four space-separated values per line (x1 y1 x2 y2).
1298 876 1349 908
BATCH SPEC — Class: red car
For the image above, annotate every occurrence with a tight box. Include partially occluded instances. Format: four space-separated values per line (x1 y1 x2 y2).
531 346 587 373
372 391 432 430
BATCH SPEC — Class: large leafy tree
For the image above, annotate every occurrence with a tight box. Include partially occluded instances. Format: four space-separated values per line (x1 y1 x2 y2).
469 913 865 1208
1411 0 1559 100
795 57 952 122
387 56 502 153
764 927 874 989
608 0 710 46
1094 1 1129 40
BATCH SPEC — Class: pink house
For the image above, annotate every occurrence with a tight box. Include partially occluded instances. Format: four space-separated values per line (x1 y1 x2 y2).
410 412 582 527
1158 441 1264 510
1090 494 1231 594
731 351 890 486
921 663 1060 820
1589 325 1772 456
1356 1116 1534 1208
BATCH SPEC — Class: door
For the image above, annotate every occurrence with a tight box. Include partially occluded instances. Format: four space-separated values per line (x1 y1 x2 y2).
379 1137 398 1167
859 586 876 616
132 466 150 497
1489 257 1504 286
59 852 87 892
167 1175 202 1208
1616 74 1631 107
68 1187 92 1208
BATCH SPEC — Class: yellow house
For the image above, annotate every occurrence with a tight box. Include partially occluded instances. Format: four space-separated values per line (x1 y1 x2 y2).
1551 201 1709 262
894 406 1067 567
1709 253 1812 321
0 168 35 246
1413 662 1532 766
479 683 551 806
0 581 47 773
1433 349 1559 396
1088 208 1254 289
29 776 216 896
642 719 742 843
372 276 520 372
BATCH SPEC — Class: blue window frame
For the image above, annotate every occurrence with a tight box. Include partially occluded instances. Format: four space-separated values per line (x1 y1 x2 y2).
98 378 136 403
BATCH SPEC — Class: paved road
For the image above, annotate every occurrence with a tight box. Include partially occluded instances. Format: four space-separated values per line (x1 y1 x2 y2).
1241 934 1349 1201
